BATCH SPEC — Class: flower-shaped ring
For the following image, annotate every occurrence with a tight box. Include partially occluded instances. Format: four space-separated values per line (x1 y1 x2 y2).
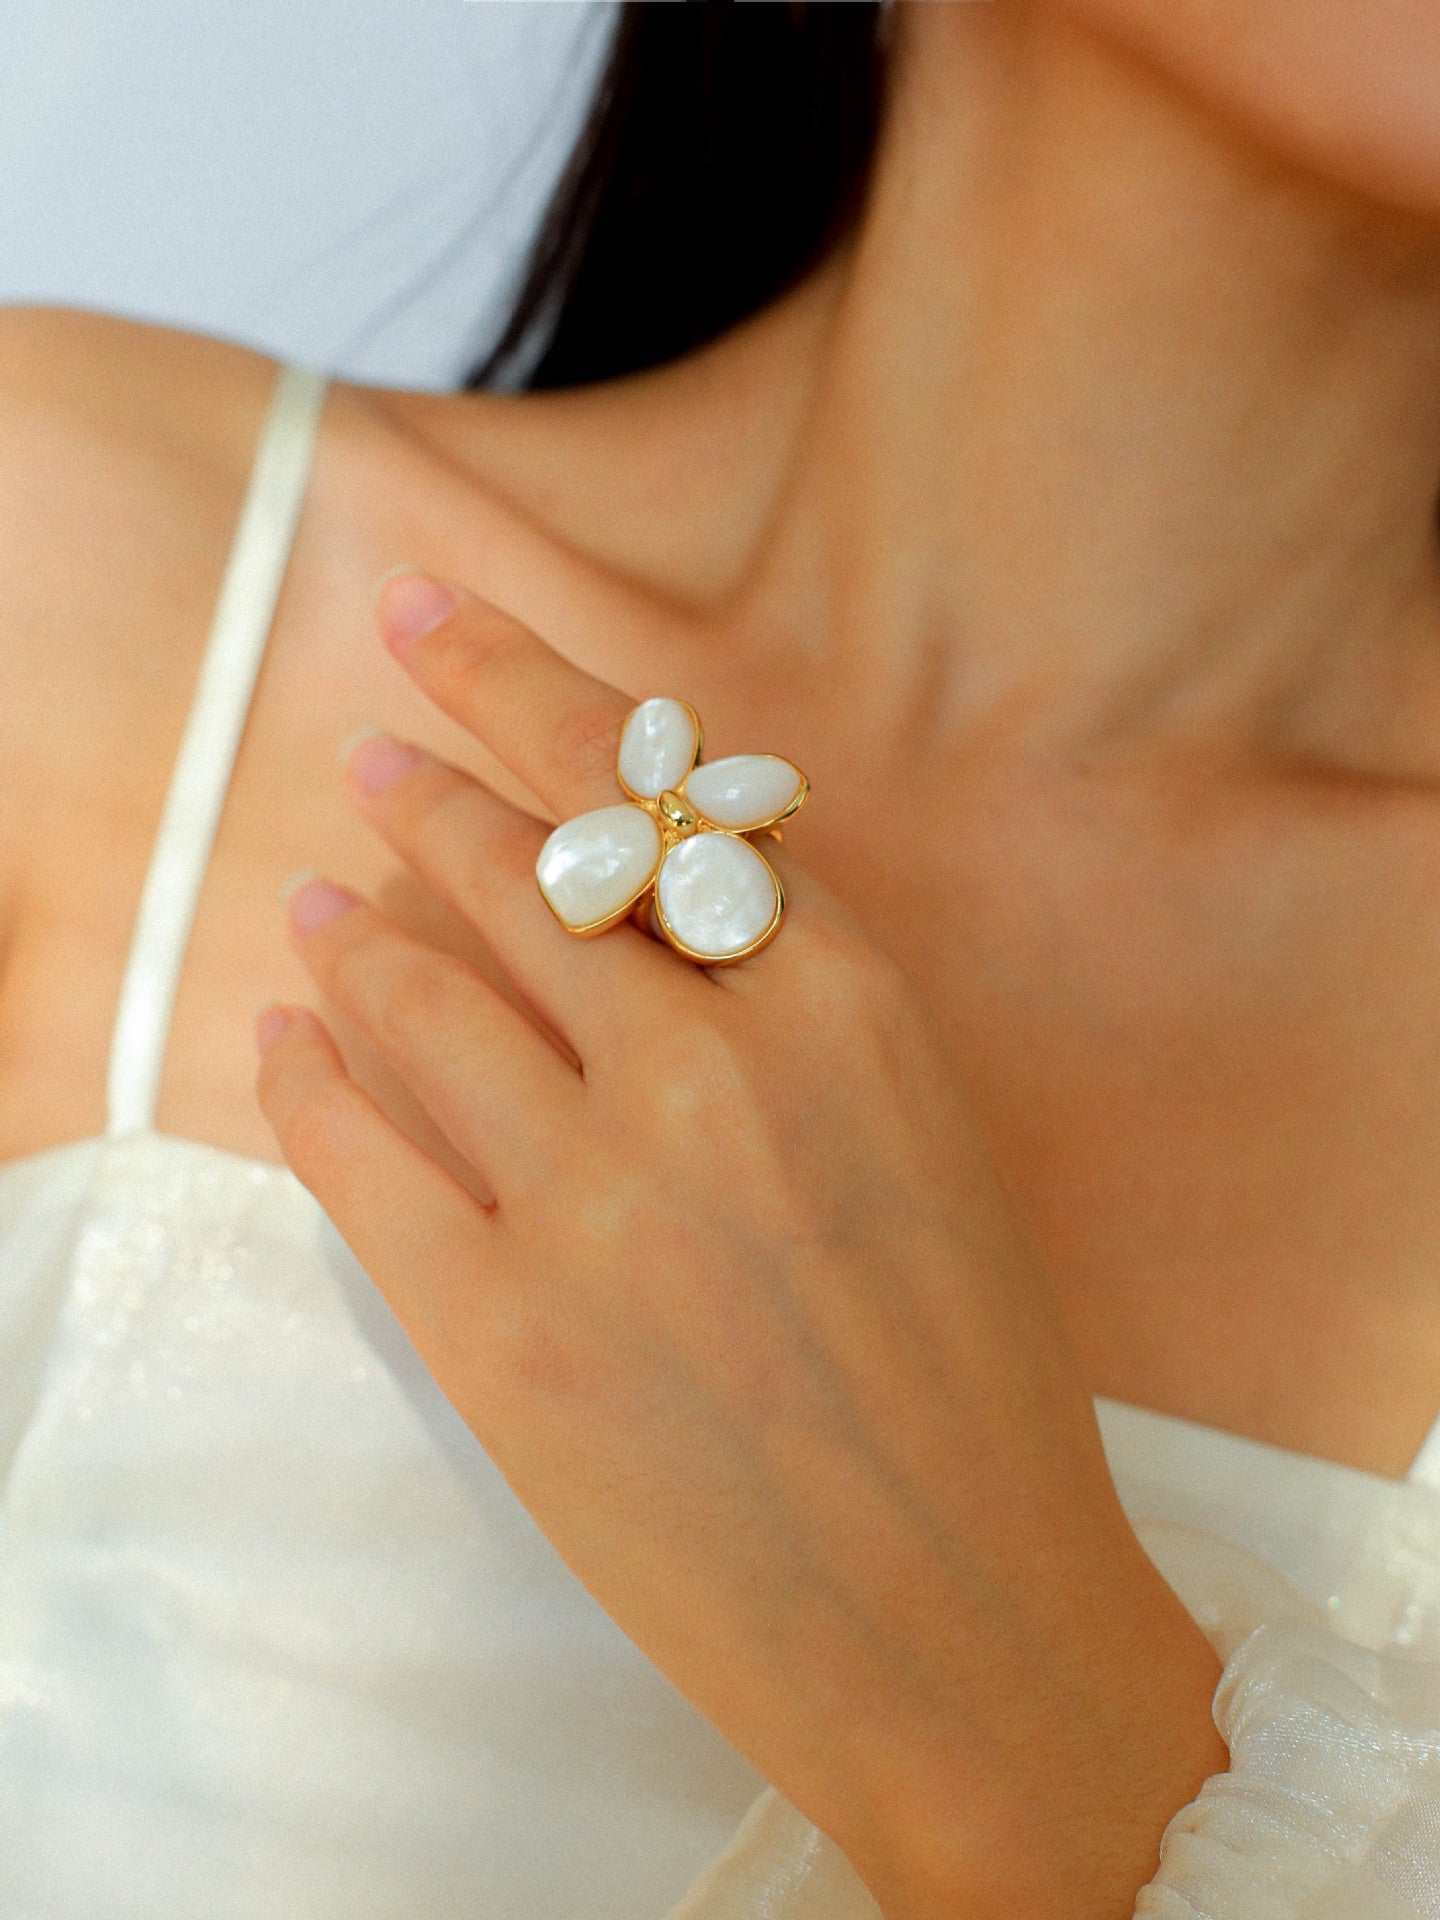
535 698 810 966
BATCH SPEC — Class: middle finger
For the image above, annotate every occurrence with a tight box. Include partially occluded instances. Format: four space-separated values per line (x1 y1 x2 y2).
285 874 582 1196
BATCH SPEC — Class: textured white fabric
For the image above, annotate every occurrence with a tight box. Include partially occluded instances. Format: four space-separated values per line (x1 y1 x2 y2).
0 0 615 389
664 1790 880 1919
1404 1411 1440 1493
1116 1432 1440 1918
0 1135 763 1917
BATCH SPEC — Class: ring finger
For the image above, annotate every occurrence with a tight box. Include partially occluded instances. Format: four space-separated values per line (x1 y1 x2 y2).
284 874 582 1196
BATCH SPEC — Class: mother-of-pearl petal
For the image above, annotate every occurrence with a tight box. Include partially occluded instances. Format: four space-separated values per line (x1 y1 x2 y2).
655 832 782 961
683 754 805 832
536 804 662 933
618 697 699 800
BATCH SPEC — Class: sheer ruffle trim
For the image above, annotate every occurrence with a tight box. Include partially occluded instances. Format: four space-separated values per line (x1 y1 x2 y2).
1138 1622 1440 1916
664 1521 1440 1917
1137 1522 1440 1917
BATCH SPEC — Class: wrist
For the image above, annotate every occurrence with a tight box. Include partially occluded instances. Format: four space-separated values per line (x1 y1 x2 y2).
835 1547 1228 1920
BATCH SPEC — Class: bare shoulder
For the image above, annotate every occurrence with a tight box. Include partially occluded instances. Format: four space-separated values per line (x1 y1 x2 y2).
0 310 278 748
0 306 274 465
0 314 283 1142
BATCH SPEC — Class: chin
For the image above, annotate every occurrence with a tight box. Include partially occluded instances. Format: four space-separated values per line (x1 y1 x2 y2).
1063 0 1440 216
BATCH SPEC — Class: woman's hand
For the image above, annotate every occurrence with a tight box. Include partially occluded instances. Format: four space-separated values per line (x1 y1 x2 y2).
256 573 1227 1919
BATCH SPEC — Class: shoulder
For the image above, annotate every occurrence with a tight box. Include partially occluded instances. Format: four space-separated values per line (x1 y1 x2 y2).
0 310 277 694
0 306 275 483
0 310 278 873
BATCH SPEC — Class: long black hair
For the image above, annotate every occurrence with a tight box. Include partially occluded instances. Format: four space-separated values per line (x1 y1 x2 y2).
475 1 887 390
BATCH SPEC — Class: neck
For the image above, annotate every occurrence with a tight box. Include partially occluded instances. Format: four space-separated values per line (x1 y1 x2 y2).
743 3 1440 772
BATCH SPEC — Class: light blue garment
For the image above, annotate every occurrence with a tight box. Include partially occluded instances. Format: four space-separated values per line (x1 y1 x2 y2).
0 0 615 389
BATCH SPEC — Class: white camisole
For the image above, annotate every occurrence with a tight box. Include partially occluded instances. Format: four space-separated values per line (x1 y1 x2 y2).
6 367 1440 1916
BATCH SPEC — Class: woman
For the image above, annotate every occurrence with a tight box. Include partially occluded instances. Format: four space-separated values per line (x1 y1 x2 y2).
4 0 1439 1911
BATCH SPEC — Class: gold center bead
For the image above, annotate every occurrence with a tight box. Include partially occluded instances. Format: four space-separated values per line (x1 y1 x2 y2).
657 790 699 837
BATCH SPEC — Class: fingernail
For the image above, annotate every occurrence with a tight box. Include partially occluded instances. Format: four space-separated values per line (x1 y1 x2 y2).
372 562 420 598
343 729 425 796
255 1003 295 1055
279 867 320 906
338 725 385 768
377 570 456 659
281 872 357 934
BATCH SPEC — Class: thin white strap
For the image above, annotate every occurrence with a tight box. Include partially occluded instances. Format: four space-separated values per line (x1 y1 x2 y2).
105 364 329 1138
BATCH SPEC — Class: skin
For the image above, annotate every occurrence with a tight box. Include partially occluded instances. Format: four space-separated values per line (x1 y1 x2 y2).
1 0 1439 1903
261 579 1223 1918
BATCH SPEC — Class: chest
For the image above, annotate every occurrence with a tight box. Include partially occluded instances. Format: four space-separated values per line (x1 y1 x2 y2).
800 731 1440 1475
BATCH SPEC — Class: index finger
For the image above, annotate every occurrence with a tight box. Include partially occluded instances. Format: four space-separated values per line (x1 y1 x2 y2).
377 572 634 820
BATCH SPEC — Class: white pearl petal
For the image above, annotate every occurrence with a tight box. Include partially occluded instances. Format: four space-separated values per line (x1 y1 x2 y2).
683 754 804 831
536 805 662 932
656 833 781 960
618 698 699 799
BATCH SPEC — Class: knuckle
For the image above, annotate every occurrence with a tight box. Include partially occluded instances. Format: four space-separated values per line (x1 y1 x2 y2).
796 921 905 1022
380 756 450 834
436 603 511 670
550 699 625 784
798 911 877 982
840 935 904 1000
328 929 457 1043
402 781 460 868
426 788 537 905
647 1018 749 1125
566 1158 650 1251
277 1078 359 1186
325 925 384 1008
428 611 523 711
373 949 461 1048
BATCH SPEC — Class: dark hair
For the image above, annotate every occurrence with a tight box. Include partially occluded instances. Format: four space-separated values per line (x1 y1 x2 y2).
475 0 887 391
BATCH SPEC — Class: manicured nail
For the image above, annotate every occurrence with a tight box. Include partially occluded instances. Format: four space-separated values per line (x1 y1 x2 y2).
372 563 420 597
377 570 455 659
281 872 357 934
338 725 384 767
255 1004 295 1056
279 867 320 905
343 729 425 796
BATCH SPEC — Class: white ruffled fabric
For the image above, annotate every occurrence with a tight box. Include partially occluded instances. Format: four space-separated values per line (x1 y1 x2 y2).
1140 1618 1440 1918
1135 1525 1440 1919
1111 1405 1440 1917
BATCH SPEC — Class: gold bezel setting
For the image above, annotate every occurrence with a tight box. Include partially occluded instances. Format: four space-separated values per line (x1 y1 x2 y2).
688 767 810 838
653 859 786 967
538 699 809 966
558 882 664 940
